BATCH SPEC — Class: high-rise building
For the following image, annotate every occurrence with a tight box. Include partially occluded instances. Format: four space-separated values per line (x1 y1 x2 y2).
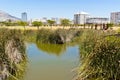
74 12 89 24
110 12 120 24
21 12 27 22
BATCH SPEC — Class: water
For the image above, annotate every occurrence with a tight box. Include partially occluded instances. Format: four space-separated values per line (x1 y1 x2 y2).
23 43 79 80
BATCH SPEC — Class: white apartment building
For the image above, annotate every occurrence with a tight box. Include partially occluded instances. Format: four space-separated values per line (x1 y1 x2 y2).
110 12 120 25
86 17 109 24
51 18 61 25
31 17 48 24
74 12 89 24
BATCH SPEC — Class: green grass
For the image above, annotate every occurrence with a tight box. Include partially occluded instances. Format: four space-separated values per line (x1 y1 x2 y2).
77 30 120 80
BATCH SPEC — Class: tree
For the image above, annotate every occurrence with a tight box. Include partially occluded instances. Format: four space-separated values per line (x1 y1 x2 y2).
17 21 28 30
61 19 70 29
47 20 55 26
47 20 55 29
32 21 42 30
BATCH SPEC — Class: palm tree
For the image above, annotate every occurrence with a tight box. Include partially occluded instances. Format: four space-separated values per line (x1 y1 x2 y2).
32 21 43 30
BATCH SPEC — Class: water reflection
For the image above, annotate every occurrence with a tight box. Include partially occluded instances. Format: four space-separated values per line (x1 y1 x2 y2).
36 42 66 56
23 43 79 80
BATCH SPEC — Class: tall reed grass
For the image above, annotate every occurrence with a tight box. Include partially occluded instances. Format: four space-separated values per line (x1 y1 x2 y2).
36 28 82 44
77 30 120 80
0 29 26 80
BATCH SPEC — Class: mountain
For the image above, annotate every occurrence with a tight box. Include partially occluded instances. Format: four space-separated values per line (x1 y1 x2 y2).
0 10 21 22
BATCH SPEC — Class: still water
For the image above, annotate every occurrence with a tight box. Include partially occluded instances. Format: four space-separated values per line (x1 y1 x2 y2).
23 43 79 80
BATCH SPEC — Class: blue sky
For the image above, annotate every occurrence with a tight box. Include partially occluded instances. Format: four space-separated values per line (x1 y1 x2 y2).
0 0 120 20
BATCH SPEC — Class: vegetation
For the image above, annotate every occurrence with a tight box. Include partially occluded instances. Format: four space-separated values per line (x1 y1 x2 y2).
0 29 27 80
47 20 55 26
107 23 114 28
0 25 120 80
0 21 29 27
76 30 120 80
17 21 28 30
47 20 56 29
78 30 103 58
0 21 18 26
24 30 37 43
32 21 43 30
36 28 81 44
61 19 70 28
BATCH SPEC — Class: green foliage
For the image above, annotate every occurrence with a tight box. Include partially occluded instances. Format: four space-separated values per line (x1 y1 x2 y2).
32 21 43 29
77 30 120 80
79 30 103 59
24 30 37 43
47 20 55 26
36 29 53 43
0 20 29 27
32 21 42 27
107 23 114 28
36 28 82 44
0 21 19 26
17 21 28 26
61 19 70 26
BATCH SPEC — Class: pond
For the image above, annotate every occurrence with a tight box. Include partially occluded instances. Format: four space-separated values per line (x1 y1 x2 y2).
22 42 80 80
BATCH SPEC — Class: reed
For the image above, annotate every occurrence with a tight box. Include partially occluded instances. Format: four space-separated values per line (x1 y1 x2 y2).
36 28 82 44
77 30 120 80
0 29 27 80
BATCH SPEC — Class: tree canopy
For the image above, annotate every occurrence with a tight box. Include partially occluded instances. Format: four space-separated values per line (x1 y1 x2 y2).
17 21 28 26
61 19 70 26
32 21 43 27
47 20 55 26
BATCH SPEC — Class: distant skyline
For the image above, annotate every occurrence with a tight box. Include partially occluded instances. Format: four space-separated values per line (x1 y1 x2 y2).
0 0 120 20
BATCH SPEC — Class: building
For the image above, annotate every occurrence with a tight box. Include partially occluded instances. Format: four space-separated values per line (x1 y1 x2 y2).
74 12 89 24
51 18 60 25
31 17 48 25
86 17 109 24
110 12 120 25
21 12 27 22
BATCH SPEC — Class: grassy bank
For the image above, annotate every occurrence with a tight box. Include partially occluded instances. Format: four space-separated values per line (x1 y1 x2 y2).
76 30 120 80
1 27 120 80
36 28 82 44
0 29 27 80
